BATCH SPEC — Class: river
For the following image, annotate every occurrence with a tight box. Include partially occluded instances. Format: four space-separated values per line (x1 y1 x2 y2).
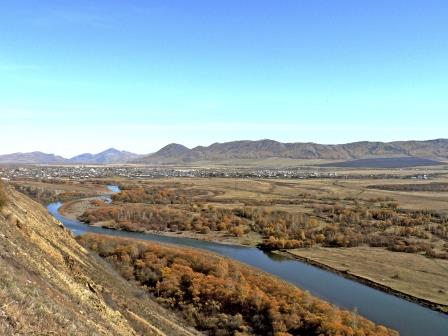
47 186 448 336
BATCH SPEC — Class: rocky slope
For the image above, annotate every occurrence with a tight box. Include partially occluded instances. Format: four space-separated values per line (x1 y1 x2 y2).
0 183 200 336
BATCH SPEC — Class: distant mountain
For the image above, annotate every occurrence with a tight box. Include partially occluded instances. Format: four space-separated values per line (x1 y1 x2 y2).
69 148 141 164
0 148 141 165
0 151 68 164
2 139 447 165
134 143 200 164
135 139 448 164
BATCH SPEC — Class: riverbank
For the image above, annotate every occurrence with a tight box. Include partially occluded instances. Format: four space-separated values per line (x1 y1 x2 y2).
277 248 448 315
59 198 99 219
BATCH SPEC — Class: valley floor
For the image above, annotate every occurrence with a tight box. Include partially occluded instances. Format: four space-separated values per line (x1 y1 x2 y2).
13 175 448 316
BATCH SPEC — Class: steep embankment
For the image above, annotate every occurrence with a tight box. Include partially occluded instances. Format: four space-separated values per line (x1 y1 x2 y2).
0 184 199 336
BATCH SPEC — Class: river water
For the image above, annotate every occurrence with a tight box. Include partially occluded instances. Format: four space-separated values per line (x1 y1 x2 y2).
47 186 448 336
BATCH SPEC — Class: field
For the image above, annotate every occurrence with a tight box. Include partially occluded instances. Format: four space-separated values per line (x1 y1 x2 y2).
284 247 448 309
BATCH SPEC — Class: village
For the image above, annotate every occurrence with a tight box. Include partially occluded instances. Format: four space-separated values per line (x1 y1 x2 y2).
0 164 434 181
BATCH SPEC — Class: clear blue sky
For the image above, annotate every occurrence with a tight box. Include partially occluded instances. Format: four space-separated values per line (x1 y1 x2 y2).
1 0 447 156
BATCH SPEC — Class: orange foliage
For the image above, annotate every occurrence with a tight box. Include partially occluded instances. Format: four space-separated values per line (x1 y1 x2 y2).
78 234 398 336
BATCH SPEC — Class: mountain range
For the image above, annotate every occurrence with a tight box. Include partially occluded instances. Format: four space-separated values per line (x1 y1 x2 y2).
0 148 142 165
1 139 447 165
0 151 68 164
135 139 448 164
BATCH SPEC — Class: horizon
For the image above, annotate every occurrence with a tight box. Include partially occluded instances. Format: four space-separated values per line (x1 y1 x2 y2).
1 137 447 157
1 1 447 156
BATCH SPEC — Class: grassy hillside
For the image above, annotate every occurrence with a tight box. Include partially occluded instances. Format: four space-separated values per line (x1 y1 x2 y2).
0 184 199 336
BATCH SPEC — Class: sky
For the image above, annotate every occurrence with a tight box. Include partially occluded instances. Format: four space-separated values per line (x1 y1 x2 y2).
0 0 447 157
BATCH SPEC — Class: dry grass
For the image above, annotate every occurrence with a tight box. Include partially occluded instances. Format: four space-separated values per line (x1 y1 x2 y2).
0 181 7 209
325 178 448 213
287 247 448 307
135 175 448 213
0 187 200 336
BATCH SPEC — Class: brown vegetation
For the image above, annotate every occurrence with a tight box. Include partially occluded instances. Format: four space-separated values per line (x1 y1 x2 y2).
309 203 448 259
112 184 213 204
13 182 100 205
79 203 250 237
11 175 448 322
78 234 397 336
0 181 7 209
0 185 199 336
78 182 448 259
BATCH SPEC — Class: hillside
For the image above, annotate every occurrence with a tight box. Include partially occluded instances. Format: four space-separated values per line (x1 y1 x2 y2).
135 139 448 164
0 183 199 336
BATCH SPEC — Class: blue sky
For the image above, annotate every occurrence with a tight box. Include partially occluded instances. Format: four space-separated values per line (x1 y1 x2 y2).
1 0 447 156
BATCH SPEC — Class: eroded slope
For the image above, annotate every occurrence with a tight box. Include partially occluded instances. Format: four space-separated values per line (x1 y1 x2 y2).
0 184 200 336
